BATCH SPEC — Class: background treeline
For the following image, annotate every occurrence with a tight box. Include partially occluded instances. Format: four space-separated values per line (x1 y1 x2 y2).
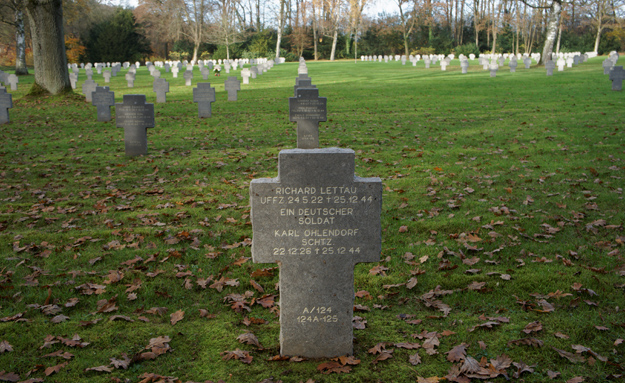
0 0 623 67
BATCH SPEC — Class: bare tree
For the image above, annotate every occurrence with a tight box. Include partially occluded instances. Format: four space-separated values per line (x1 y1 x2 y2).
0 0 28 75
396 0 417 56
275 0 286 59
208 0 243 60
520 0 563 64
347 0 370 62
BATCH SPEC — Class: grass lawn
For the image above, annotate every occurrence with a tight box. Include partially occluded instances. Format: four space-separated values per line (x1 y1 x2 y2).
0 57 624 383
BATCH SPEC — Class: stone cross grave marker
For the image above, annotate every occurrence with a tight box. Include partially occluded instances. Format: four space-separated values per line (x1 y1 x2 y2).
201 67 210 80
489 62 498 77
86 68 93 80
460 60 469 74
294 75 316 96
152 69 161 79
509 59 518 72
126 72 135 87
82 79 98 102
609 66 625 91
241 68 251 84
115 95 155 156
69 73 78 89
172 66 179 78
91 86 115 122
546 61 556 76
153 78 169 103
523 57 532 69
289 88 326 149
193 83 216 118
573 55 580 65
7 74 18 91
164 63 170 73
603 59 614 75
224 76 241 101
0 88 13 124
424 58 431 69
184 70 193 86
557 58 566 71
103 70 112 83
250 148 382 358
251 66 258 79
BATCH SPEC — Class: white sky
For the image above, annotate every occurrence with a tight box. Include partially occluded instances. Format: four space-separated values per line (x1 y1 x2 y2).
106 0 397 18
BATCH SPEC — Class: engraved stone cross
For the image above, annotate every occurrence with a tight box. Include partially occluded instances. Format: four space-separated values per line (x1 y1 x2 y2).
289 88 327 149
609 66 625 91
91 86 115 122
193 83 216 118
250 148 381 358
115 95 155 156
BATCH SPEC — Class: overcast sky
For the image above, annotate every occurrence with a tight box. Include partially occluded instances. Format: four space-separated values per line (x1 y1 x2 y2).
105 0 397 18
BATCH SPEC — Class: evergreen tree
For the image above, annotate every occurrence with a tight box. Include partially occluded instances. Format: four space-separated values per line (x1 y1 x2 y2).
86 8 150 62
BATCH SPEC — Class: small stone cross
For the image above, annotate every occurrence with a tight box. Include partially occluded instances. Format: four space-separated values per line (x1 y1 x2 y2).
91 86 115 122
183 70 193 86
193 83 216 118
126 72 135 88
82 79 98 102
545 61 556 76
289 88 327 149
224 76 241 101
0 88 13 124
103 71 111 83
7 74 18 91
609 66 625 91
603 59 614 75
115 94 155 156
153 78 169 103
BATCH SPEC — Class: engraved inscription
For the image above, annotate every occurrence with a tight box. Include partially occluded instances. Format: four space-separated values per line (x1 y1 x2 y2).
296 306 338 323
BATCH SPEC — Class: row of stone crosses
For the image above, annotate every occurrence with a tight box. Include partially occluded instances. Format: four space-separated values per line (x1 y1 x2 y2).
603 52 624 91
94 59 289 157
249 57 382 358
70 58 276 102
362 51 597 76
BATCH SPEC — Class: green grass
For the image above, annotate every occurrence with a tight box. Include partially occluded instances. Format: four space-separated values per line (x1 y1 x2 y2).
1 57 624 383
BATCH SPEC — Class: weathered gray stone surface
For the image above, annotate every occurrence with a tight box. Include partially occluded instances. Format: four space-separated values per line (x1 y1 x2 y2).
115 95 155 156
184 70 193 86
103 71 111 83
224 76 241 101
546 61 555 76
153 78 169 103
82 80 98 102
523 58 531 69
603 59 615 75
193 83 216 118
0 88 13 124
126 72 135 87
289 88 327 149
250 148 382 358
7 74 18 90
294 76 316 96
91 86 115 122
609 66 624 91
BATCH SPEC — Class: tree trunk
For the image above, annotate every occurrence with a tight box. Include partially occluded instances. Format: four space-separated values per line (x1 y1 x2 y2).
330 27 338 61
312 2 318 61
540 0 562 65
593 24 602 53
15 9 29 75
23 0 71 95
275 0 285 59
192 43 199 63
556 20 562 54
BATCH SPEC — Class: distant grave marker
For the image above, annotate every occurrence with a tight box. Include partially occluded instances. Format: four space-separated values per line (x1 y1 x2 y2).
224 76 241 101
153 78 169 103
609 66 625 91
82 79 98 102
184 70 193 86
289 88 326 149
91 86 115 122
193 83 216 118
0 88 13 124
